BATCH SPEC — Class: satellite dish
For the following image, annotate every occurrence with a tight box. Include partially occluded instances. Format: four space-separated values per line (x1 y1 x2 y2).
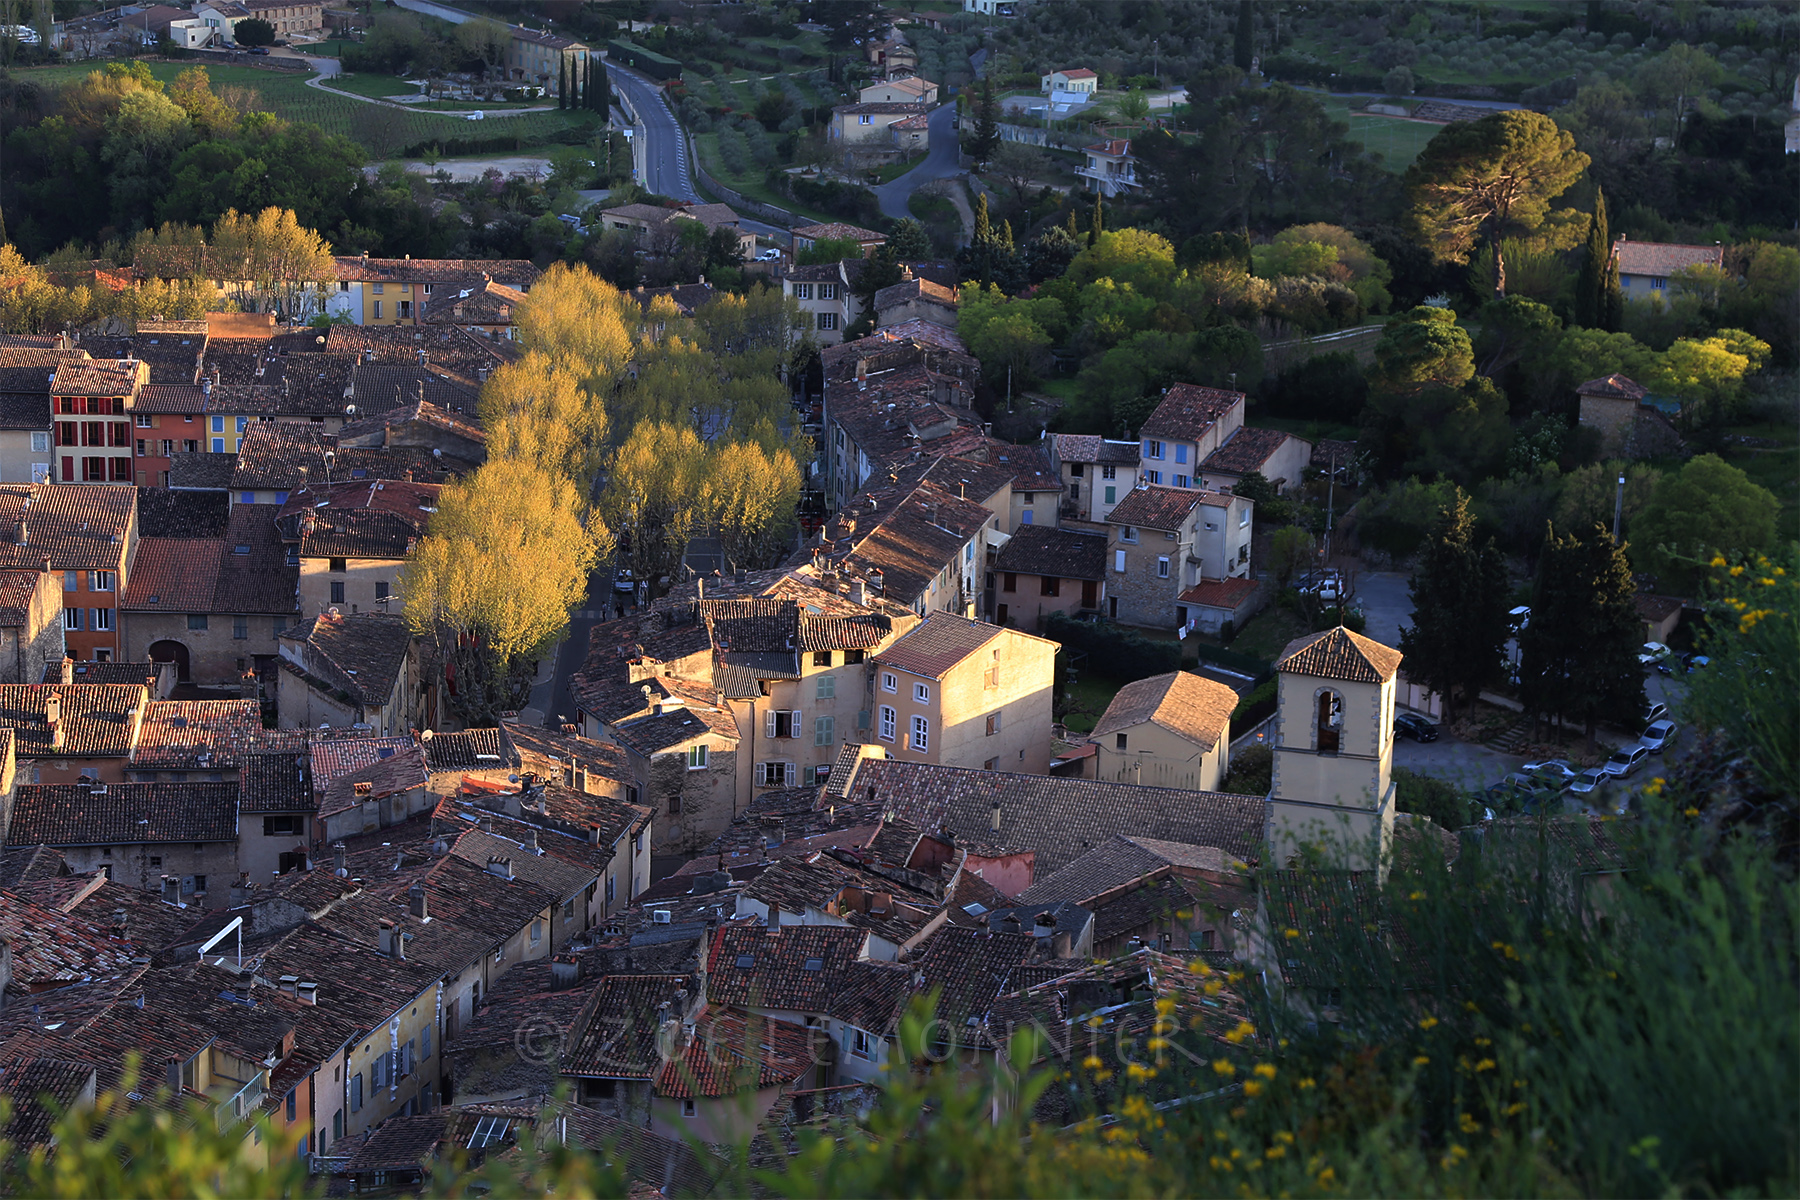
345 404 357 416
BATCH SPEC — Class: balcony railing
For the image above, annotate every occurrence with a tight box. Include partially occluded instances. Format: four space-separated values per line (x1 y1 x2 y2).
210 1074 266 1131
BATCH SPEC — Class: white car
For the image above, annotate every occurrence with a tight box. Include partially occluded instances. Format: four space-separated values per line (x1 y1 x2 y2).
1603 744 1651 778
465 110 485 121
756 248 783 261
1638 641 1672 666
1509 605 1531 631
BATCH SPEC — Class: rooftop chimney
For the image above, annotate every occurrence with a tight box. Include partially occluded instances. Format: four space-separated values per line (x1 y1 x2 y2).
378 918 404 959
990 800 1002 833
524 827 539 854
408 882 428 921
849 579 867 606
487 856 512 880
160 874 182 906
58 657 73 685
12 519 25 546
332 842 348 877
573 766 587 793
296 981 319 1005
229 873 252 908
550 955 580 991
45 692 62 748
278 975 299 996
165 1056 181 1094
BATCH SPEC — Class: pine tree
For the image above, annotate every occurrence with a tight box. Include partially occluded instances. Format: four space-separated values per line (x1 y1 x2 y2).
1397 490 1509 724
1234 0 1255 72
1574 187 1609 328
558 55 567 111
1088 195 1104 247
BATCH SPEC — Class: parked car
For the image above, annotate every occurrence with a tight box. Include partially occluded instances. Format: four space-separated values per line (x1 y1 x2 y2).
1567 767 1610 798
1394 712 1438 742
465 110 485 121
1603 744 1651 778
1638 641 1673 666
246 45 270 54
1682 654 1711 672
1639 719 1678 754
1524 759 1578 787
1641 701 1670 726
1300 569 1349 602
1508 605 1531 632
613 567 638 595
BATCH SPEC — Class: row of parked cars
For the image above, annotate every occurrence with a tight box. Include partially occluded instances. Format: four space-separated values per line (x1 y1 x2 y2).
1487 710 1678 817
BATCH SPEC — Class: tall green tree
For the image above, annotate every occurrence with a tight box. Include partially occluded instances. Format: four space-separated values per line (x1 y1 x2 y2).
1397 490 1509 724
1233 0 1255 71
1518 522 1644 751
558 54 567 111
593 53 609 117
1404 110 1589 300
970 76 1000 168
1573 187 1610 329
1632 454 1780 591
1088 194 1104 248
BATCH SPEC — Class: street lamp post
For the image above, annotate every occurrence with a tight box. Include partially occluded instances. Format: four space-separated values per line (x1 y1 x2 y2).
1612 473 1626 543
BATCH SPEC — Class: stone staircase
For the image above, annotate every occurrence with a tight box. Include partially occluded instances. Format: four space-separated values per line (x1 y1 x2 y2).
1484 717 1533 755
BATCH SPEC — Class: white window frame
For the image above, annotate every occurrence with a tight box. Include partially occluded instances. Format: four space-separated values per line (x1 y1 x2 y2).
91 607 113 631
1144 439 1164 460
1240 506 1251 528
913 682 929 704
910 715 929 752
1120 526 1137 543
878 705 896 742
30 431 49 452
1157 557 1170 579
760 761 797 787
686 744 709 770
820 283 837 300
881 672 897 693
1114 550 1127 573
90 570 114 592
816 311 838 331
793 282 812 300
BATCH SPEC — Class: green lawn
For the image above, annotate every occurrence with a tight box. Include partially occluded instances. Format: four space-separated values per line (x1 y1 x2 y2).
1217 604 1310 665
8 61 593 158
1308 97 1441 170
1060 672 1122 734
327 72 427 100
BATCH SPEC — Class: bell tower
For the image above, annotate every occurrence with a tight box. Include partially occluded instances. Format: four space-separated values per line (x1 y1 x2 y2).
1265 627 1402 873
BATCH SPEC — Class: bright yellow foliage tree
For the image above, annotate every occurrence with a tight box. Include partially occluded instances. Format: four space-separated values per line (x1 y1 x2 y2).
404 460 609 724
477 350 609 488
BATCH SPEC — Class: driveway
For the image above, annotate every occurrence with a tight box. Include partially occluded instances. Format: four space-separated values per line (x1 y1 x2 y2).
1352 569 1411 646
873 103 964 221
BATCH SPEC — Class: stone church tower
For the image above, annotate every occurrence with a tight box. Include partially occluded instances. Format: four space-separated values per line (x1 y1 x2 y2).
1265 627 1404 873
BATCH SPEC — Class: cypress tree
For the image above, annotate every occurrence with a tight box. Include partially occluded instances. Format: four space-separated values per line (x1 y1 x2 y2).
558 55 567 110
1574 187 1610 328
594 55 609 120
584 56 594 112
1234 0 1255 72
1397 490 1509 725
1088 195 1104 247
1600 240 1624 332
1064 208 1078 237
1520 521 1644 751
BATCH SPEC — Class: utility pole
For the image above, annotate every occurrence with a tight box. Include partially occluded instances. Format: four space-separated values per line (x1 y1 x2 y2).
1324 453 1337 565
1611 472 1626 543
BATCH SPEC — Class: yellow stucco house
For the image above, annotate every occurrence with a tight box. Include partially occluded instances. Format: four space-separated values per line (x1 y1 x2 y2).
1091 669 1237 791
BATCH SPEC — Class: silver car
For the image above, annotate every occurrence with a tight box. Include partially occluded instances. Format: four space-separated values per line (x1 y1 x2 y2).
1603 744 1651 778
1640 719 1678 754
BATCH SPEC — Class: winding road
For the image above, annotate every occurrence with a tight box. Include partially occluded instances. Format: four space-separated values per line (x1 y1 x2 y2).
872 103 965 222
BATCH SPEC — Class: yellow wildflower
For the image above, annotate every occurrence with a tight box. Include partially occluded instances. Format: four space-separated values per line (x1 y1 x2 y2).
1419 1015 1438 1030
1408 890 1424 900
1126 1061 1156 1081
1284 928 1301 939
1459 1112 1482 1134
1082 1055 1104 1071
1317 1166 1336 1184
1474 1037 1492 1047
1225 1020 1256 1044
1209 1155 1232 1171
1212 1059 1237 1076
1265 1144 1286 1159
1155 997 1176 1017
1243 1080 1264 1097
1475 1057 1497 1072
1298 1077 1316 1089
1730 564 1745 576
1710 554 1727 568
1413 1055 1430 1067
1253 1063 1277 1079
1685 807 1700 817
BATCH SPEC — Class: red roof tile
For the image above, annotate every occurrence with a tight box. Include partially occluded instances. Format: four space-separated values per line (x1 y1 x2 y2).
1139 383 1244 442
131 700 262 770
874 612 1002 679
1277 626 1403 684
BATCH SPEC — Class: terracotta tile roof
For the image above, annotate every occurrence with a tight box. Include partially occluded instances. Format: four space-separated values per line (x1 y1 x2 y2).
0 684 147 758
850 758 1265 877
347 362 482 419
1311 438 1357 467
50 358 144 398
739 852 932 945
40 661 161 687
336 398 485 449
345 1113 447 1173
5 871 105 913
239 750 313 814
1103 484 1203 531
1139 383 1244 442
906 926 1038 1043
131 700 261 770
8 782 237 846
824 958 910 1032
875 612 1002 679
322 323 522 379
167 453 237 490
121 506 295 617
317 746 428 817
1203 426 1300 476
1277 626 1403 684
1091 671 1236 752
562 974 696 1078
656 1007 812 1098
828 478 992 609
629 281 718 318
332 256 538 288
1058 68 1097 79
0 844 67 888
0 392 49 432
706 923 868 1012
120 539 217 610
275 479 440 560
1633 593 1683 624
133 383 205 412
279 612 412 706
419 727 516 772
0 891 143 994
991 525 1106 581
874 276 957 312
1015 834 1240 906
421 278 525 327
794 223 886 243
310 733 415 787
1178 576 1258 612
1084 138 1133 157
0 485 134 572
0 570 42 626
501 719 635 787
562 1107 724 1198
0 349 89 394
0 1058 95 1149
1611 239 1723 278
1576 373 1648 400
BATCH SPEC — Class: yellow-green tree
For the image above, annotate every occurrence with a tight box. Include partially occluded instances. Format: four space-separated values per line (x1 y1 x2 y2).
702 437 803 573
208 206 336 319
405 460 608 724
598 421 708 597
514 261 637 382
477 350 609 487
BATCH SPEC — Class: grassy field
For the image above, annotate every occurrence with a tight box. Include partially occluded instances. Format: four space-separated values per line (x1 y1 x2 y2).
8 60 593 158
1060 672 1122 734
689 132 845 227
325 71 425 100
1309 98 1441 170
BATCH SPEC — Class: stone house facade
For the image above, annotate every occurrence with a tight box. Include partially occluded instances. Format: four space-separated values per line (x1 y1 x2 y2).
1104 485 1253 629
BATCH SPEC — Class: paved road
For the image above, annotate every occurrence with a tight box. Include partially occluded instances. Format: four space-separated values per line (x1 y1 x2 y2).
873 103 963 221
609 64 698 202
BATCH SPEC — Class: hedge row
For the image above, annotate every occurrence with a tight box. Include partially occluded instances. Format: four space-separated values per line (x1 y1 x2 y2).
1045 612 1179 682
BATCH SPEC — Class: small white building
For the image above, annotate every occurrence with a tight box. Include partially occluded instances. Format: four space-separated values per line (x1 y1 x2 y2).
1041 67 1098 95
